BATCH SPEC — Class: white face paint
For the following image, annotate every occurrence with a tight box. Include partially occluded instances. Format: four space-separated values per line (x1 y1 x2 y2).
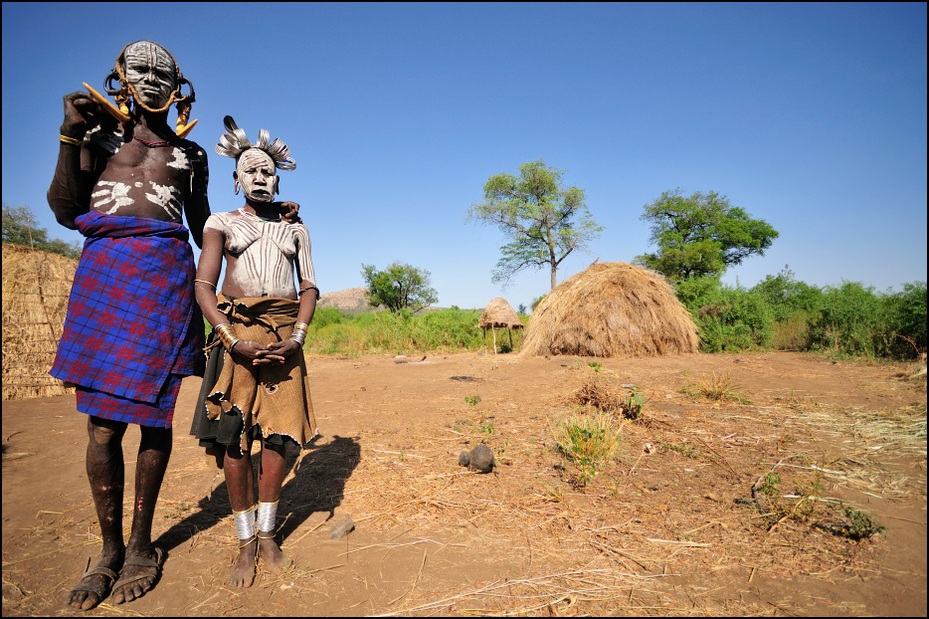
123 42 177 110
236 148 277 203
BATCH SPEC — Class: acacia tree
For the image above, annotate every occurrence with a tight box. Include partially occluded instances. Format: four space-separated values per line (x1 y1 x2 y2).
467 160 603 290
361 262 438 313
634 189 778 281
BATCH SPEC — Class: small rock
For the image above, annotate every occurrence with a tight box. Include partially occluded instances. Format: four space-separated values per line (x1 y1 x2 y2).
466 445 494 473
329 516 355 539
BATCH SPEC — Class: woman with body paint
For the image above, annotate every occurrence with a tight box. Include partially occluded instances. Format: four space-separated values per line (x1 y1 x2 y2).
190 115 319 588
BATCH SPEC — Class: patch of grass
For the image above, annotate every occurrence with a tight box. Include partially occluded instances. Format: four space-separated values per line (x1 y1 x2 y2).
553 413 623 488
835 506 886 540
661 442 701 459
745 465 885 540
464 395 481 407
756 471 781 496
683 371 751 404
451 418 473 433
542 483 568 503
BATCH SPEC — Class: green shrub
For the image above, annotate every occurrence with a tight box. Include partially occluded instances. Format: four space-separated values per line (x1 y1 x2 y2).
771 313 812 351
751 267 824 321
807 282 882 357
676 277 773 352
877 282 927 359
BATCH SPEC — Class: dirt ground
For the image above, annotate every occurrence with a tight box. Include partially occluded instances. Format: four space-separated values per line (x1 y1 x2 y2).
2 350 926 617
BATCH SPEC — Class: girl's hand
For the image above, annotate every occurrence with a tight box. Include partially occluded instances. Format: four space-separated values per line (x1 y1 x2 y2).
230 340 276 365
262 339 302 362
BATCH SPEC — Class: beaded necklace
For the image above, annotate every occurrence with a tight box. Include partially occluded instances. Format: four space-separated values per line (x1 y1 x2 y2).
133 135 173 148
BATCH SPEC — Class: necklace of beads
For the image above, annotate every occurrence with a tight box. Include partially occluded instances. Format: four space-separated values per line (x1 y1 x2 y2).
133 135 173 148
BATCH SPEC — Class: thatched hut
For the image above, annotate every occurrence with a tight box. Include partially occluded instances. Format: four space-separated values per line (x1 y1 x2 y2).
2 243 77 399
478 297 524 353
520 262 700 358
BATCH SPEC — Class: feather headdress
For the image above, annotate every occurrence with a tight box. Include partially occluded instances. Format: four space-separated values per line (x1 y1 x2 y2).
215 115 296 170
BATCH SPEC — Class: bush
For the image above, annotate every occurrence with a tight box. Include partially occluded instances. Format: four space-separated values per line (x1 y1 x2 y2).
877 282 927 359
675 276 773 353
807 282 882 358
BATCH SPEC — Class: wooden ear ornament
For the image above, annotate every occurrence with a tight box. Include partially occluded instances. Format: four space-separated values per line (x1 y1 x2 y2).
82 82 131 123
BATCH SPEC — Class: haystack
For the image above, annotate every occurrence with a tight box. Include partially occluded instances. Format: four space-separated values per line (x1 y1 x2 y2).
478 297 524 353
520 262 700 358
2 243 77 399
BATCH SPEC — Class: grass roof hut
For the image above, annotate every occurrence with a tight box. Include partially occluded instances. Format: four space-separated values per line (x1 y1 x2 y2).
2 244 78 399
520 262 700 358
478 297 524 354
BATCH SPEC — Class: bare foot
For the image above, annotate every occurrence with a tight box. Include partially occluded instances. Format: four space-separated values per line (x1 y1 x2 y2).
111 547 164 604
229 539 258 587
66 554 122 611
258 536 292 573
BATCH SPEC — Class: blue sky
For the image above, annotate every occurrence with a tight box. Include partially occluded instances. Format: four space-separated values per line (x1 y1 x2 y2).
3 2 926 311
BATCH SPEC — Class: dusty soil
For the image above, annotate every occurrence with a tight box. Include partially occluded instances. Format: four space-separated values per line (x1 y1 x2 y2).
2 351 926 617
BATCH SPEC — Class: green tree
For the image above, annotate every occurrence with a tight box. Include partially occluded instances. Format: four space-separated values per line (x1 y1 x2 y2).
2 202 82 259
361 262 438 314
634 189 777 281
467 160 603 290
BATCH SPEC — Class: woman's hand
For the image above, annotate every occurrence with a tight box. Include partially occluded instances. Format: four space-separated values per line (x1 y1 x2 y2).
261 339 302 364
229 340 278 366
231 339 301 366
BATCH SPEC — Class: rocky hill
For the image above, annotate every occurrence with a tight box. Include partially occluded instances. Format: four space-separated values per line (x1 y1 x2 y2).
316 287 371 312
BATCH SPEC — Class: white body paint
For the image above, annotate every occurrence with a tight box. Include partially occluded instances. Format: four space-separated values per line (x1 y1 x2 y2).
92 181 136 214
167 147 190 171
203 210 316 298
146 183 182 219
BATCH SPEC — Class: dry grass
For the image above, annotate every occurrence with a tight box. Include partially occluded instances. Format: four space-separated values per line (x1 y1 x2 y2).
478 297 524 330
571 375 644 419
2 243 77 399
520 262 700 358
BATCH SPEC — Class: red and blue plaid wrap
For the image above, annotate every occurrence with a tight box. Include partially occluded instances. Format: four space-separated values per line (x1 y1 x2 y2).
51 211 205 426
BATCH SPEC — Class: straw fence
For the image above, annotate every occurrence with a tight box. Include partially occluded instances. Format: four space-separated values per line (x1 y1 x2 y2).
2 243 77 399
